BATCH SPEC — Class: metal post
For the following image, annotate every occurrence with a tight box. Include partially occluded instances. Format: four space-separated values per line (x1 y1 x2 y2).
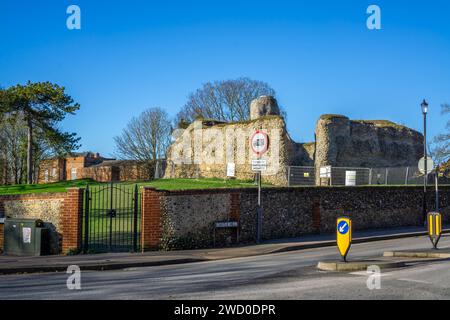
368 168 372 185
256 171 262 244
330 167 333 186
423 112 428 224
435 170 439 212
258 171 262 205
385 168 388 185
133 184 138 252
287 166 291 187
405 167 409 185
83 186 90 253
109 182 113 249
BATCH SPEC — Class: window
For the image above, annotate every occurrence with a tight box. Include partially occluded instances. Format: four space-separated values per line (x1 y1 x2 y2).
71 168 77 180
52 168 57 179
44 170 49 182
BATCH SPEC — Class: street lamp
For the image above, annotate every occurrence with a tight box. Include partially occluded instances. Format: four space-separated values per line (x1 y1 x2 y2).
421 99 428 225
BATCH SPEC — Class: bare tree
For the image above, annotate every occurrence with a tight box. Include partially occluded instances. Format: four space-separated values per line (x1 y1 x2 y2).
0 115 27 184
431 103 450 165
0 114 57 184
114 107 172 162
176 77 276 125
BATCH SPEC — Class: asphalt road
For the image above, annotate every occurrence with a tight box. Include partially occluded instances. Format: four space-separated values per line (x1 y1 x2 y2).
1 235 450 300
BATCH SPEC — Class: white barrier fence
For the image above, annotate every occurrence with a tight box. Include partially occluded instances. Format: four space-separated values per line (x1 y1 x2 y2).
288 166 438 187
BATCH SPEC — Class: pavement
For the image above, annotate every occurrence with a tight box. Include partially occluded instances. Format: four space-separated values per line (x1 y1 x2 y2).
1 235 450 299
0 225 448 275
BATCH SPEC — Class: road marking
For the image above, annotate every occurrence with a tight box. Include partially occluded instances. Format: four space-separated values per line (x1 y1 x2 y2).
397 278 432 284
349 271 391 277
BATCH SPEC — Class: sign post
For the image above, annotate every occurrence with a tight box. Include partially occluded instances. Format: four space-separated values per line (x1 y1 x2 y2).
250 130 269 244
336 217 352 262
427 212 442 249
435 167 440 212
419 156 434 224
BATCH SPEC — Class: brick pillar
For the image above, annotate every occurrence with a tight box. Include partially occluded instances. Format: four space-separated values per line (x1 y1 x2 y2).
230 193 241 242
141 187 162 251
230 193 241 221
61 188 84 254
312 199 321 234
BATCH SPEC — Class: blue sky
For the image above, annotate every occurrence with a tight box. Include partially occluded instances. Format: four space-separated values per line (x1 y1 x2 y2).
1 0 449 156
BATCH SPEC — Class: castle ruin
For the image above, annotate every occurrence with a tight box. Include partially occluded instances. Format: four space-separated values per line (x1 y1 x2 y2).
164 96 424 185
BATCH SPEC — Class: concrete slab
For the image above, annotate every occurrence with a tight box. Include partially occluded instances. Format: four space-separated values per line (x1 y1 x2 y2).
317 260 406 272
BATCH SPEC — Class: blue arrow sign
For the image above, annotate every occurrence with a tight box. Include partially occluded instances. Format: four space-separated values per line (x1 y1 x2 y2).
337 220 349 235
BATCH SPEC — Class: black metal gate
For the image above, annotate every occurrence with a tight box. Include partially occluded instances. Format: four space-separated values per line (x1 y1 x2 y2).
82 183 141 253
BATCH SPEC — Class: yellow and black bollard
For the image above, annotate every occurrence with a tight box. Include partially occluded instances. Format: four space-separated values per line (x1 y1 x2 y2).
336 217 352 262
427 212 442 249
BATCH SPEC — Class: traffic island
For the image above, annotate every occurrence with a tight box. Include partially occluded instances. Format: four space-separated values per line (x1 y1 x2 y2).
317 260 406 272
384 248 450 259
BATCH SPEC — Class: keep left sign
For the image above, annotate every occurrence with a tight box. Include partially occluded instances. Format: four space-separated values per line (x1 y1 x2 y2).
336 217 352 262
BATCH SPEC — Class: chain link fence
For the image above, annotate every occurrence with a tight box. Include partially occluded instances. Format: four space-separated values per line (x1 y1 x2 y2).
329 167 371 186
288 165 443 187
287 166 316 186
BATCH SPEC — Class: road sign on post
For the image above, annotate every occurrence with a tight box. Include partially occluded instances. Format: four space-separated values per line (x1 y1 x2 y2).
250 131 269 157
336 217 352 262
427 212 442 249
250 130 269 244
252 159 267 171
418 156 434 174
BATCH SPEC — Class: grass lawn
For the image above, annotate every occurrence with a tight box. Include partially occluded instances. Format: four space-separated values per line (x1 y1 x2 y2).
0 178 263 195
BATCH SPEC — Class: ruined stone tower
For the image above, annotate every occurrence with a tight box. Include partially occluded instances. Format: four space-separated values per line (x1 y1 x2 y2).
250 95 281 120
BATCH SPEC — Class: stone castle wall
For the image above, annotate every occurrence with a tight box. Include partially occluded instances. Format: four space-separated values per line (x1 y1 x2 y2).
315 115 423 168
164 96 424 186
314 115 423 184
165 115 292 186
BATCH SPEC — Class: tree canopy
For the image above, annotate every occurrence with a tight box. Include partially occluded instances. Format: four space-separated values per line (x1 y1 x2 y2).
114 107 172 162
175 77 276 125
0 81 81 183
432 103 450 166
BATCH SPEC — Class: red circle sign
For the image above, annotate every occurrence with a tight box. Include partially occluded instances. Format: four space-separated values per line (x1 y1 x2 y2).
250 131 269 156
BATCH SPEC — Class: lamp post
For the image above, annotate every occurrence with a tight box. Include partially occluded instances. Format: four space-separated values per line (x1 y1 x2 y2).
421 99 428 225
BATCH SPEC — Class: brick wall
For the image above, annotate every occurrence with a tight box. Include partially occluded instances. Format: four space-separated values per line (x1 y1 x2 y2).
37 158 65 184
79 166 114 182
1 192 65 254
0 192 66 218
0 188 84 254
65 156 86 180
140 185 450 250
141 189 244 250
119 163 152 181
